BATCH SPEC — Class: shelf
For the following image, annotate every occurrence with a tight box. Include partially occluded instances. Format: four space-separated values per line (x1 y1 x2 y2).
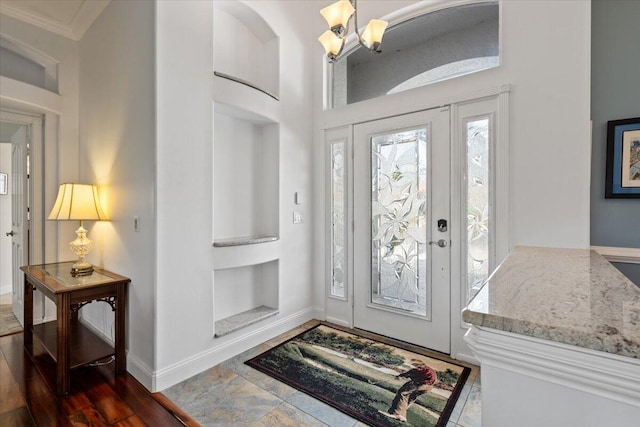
213 76 280 124
32 321 114 369
214 72 278 101
214 305 279 338
213 238 280 270
213 235 278 247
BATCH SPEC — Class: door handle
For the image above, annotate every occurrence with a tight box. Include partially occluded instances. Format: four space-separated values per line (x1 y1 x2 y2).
5 230 15 237
429 239 447 248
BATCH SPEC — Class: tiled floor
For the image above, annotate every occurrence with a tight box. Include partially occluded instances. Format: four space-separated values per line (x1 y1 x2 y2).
163 321 481 427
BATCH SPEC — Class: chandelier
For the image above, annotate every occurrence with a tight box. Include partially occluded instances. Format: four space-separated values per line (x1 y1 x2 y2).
318 0 389 63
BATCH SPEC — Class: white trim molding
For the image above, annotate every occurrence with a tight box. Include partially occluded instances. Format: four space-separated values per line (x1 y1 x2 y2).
0 0 109 41
465 325 640 427
0 76 62 114
591 246 640 264
153 307 321 392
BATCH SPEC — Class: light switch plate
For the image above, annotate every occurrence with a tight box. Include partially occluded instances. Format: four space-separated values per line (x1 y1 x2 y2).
295 192 302 205
293 212 303 224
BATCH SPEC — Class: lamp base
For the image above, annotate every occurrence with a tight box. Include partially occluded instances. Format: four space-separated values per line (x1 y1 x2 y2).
69 221 95 277
71 264 94 277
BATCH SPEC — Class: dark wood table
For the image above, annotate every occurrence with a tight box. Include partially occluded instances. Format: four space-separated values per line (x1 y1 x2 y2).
21 262 130 395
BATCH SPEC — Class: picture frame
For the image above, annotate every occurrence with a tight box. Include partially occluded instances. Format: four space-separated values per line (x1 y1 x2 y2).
605 117 640 198
0 173 7 195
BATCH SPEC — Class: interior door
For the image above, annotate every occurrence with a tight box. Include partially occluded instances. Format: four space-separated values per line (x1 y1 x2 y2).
11 135 28 324
0 113 31 326
353 108 450 353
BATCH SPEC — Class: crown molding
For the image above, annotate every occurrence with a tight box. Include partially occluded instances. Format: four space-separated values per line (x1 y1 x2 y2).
0 1 110 41
69 0 110 40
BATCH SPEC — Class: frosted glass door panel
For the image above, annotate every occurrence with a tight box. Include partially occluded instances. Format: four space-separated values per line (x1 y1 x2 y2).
330 141 346 298
370 129 428 316
466 118 490 303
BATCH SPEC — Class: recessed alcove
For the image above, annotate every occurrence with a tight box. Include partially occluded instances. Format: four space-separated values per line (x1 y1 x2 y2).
213 261 279 338
213 0 279 99
213 109 279 243
212 1 281 339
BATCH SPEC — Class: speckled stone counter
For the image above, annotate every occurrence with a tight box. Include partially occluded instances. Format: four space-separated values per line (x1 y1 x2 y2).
462 246 640 359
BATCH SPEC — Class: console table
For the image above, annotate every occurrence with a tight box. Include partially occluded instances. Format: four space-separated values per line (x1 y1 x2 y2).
21 262 130 395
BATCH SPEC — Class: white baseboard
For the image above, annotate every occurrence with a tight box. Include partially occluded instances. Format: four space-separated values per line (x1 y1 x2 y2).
126 351 154 390
152 306 321 392
591 245 640 264
79 316 155 390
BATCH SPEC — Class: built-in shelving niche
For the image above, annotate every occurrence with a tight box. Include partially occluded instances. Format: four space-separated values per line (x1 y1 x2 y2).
214 0 279 100
214 261 279 338
212 1 281 338
213 110 279 243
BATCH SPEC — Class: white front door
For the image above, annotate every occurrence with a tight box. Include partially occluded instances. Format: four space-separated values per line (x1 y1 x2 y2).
353 108 450 353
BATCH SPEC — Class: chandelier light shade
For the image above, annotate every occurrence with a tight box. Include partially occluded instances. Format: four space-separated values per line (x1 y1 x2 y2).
318 0 388 62
318 30 345 61
361 19 389 51
48 183 109 276
320 0 355 37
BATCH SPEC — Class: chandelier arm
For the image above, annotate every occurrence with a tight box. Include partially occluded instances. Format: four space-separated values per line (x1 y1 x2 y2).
350 0 370 50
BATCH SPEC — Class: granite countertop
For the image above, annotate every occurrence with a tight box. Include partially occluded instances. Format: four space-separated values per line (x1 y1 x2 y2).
462 246 640 359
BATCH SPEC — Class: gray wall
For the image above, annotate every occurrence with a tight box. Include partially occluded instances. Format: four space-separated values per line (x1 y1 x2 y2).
591 0 640 285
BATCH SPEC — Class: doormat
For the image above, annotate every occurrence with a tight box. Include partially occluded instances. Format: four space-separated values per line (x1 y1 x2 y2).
246 324 470 427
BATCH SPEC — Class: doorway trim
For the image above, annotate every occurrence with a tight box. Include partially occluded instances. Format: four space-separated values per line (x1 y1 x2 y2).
1 77 61 326
1 77 60 267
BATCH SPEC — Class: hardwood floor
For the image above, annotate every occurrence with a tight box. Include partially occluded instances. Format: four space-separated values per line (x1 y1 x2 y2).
0 332 197 427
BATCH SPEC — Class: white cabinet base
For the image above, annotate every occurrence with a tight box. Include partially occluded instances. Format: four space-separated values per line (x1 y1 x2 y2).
464 326 640 427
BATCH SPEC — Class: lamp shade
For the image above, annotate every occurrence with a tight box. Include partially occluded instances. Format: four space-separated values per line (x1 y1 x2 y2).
318 30 345 57
320 0 355 31
48 183 109 221
361 19 388 49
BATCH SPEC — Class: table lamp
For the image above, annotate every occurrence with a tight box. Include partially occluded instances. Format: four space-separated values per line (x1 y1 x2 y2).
48 183 109 276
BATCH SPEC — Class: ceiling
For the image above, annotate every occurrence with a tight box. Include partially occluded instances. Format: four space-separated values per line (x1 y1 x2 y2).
0 0 110 40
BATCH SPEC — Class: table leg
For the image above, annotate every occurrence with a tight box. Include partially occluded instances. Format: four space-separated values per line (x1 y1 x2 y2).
56 293 71 395
115 283 127 374
23 276 33 348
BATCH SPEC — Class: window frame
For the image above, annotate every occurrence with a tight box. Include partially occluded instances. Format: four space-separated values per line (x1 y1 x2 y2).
323 0 501 110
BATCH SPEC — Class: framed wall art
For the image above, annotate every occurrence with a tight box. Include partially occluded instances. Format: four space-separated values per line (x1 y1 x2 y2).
605 117 640 198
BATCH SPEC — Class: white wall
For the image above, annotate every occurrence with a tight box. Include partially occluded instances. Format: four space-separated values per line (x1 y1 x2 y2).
78 0 156 387
155 0 316 391
312 0 591 356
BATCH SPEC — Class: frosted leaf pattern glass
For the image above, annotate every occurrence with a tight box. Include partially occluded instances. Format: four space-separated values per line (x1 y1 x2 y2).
371 128 428 316
331 141 346 298
466 119 489 303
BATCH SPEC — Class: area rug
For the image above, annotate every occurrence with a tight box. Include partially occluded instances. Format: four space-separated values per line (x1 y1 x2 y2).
0 304 22 336
246 324 470 427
